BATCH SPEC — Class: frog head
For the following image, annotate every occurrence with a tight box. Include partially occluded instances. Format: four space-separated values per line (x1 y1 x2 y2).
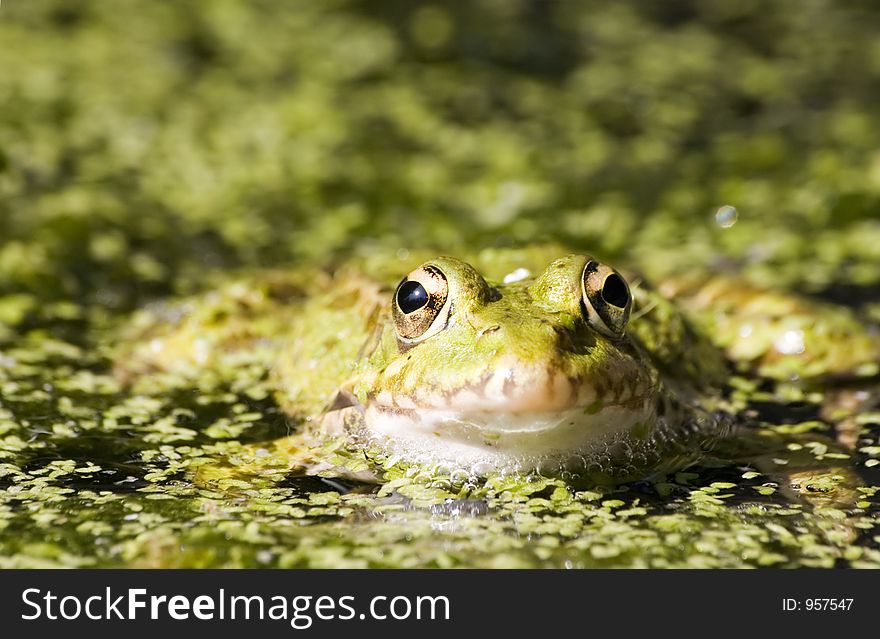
349 255 662 472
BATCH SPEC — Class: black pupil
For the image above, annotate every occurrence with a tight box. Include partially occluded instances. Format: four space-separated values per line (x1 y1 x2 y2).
398 280 429 314
601 274 629 307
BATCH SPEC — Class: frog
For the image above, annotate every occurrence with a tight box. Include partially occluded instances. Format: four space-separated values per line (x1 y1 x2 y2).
115 244 880 492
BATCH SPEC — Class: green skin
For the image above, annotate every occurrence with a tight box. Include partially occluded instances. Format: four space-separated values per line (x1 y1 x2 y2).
118 245 880 485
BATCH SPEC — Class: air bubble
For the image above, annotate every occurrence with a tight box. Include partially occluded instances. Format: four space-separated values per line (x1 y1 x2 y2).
714 205 738 228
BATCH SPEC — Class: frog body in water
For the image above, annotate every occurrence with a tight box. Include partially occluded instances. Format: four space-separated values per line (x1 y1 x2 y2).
117 245 879 485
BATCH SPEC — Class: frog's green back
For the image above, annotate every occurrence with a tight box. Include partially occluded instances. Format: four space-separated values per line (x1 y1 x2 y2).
658 274 880 382
273 269 386 417
626 286 730 394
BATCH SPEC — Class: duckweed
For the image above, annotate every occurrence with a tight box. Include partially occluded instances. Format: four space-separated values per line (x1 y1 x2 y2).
1 0 880 568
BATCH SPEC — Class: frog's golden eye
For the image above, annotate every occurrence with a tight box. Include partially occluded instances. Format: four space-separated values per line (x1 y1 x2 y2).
393 264 450 343
581 259 632 338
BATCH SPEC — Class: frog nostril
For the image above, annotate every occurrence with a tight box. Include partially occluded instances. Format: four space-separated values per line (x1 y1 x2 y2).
477 324 501 338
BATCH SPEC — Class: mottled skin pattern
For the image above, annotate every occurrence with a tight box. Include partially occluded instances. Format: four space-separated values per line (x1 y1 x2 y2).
116 245 880 482
359 255 655 416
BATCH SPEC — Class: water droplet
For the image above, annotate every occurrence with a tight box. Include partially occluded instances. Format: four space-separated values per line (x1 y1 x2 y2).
774 329 805 355
714 205 738 228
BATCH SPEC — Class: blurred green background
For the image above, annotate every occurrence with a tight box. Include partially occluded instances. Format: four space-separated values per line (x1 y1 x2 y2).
3 0 880 313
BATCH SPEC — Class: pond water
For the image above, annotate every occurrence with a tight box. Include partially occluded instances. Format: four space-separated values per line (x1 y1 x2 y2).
1 0 880 567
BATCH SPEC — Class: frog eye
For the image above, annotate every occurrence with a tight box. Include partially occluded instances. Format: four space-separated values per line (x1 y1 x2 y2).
581 259 632 338
392 264 450 343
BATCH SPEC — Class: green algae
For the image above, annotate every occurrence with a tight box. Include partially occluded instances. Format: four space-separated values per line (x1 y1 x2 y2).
2 0 880 568
1 330 877 568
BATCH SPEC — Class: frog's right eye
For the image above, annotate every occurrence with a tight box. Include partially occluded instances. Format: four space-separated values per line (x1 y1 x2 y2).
581 259 632 338
392 264 450 343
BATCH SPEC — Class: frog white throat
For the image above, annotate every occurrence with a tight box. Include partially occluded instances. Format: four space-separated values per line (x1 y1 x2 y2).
319 394 659 475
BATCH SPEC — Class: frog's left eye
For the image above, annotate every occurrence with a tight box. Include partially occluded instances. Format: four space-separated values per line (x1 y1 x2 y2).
581 259 632 338
393 264 450 343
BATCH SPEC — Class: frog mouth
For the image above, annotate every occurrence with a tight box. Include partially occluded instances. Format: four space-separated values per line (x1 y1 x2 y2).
343 363 660 472
369 360 653 415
